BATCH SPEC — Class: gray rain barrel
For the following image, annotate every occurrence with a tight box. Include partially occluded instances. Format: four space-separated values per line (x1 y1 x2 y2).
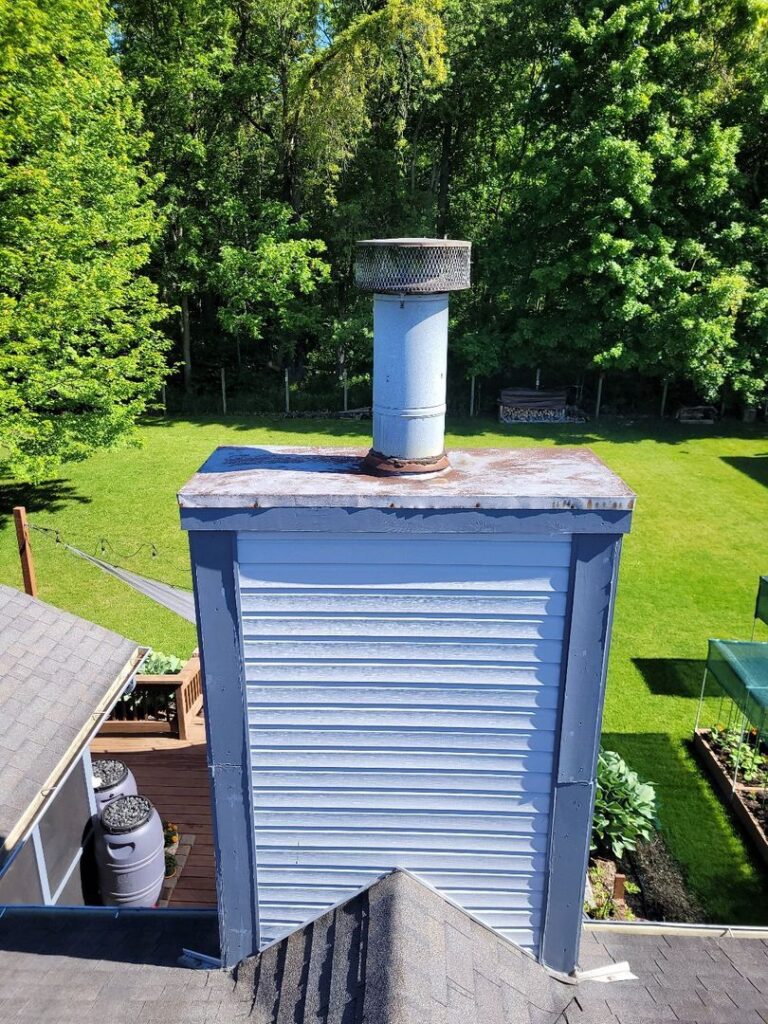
92 759 138 813
95 795 164 907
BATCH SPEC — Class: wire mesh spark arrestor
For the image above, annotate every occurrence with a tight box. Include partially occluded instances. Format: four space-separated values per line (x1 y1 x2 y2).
355 238 472 476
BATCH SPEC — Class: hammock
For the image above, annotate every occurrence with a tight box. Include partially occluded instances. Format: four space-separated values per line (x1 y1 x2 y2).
64 543 196 624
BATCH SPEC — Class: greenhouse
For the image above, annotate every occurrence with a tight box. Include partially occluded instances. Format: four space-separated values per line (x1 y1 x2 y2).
693 588 768 867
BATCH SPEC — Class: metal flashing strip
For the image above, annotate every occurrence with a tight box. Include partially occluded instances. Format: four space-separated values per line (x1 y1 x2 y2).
585 919 768 939
188 531 259 967
181 506 633 535
540 533 623 975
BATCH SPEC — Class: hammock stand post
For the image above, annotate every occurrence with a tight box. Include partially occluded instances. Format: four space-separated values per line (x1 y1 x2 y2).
13 506 37 597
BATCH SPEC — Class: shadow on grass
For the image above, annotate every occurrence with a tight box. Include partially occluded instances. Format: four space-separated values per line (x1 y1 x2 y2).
144 413 768 447
0 476 90 530
722 454 768 490
633 658 705 699
601 731 768 925
447 417 768 447
141 413 372 436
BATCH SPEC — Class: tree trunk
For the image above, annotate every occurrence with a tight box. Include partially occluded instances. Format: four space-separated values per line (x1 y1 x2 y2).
436 119 453 236
181 294 192 393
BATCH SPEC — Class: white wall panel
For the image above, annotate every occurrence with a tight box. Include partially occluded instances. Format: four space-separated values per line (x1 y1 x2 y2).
237 531 571 953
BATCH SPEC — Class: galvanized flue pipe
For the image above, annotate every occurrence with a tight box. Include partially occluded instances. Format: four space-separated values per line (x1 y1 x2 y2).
355 238 471 475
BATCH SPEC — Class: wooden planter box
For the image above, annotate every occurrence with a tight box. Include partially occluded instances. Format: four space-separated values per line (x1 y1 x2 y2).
693 729 768 867
101 654 203 741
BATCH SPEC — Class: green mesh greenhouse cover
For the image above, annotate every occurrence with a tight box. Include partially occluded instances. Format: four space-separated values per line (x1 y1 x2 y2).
707 639 768 729
755 576 768 627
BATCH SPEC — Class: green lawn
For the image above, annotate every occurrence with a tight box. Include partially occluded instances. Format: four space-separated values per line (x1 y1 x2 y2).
2 415 768 924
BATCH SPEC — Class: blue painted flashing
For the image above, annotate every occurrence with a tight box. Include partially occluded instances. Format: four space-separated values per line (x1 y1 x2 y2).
181 505 632 535
540 532 623 974
188 531 259 967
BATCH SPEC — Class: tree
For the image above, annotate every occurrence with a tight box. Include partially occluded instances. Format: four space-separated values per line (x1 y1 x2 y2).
0 0 168 479
484 0 768 402
114 0 446 390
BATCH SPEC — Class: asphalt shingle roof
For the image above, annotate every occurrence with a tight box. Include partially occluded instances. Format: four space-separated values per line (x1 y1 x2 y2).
0 870 766 1023
0 584 139 849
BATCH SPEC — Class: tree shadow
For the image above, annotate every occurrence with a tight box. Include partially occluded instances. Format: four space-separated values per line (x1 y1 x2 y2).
633 658 706 699
143 412 767 448
142 413 372 437
447 416 768 447
721 454 768 490
0 477 90 530
601 731 768 924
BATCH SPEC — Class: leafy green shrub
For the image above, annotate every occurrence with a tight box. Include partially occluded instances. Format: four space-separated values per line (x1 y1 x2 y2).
141 651 184 675
592 749 657 860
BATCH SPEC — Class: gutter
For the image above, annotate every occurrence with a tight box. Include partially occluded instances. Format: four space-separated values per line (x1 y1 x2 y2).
585 918 768 940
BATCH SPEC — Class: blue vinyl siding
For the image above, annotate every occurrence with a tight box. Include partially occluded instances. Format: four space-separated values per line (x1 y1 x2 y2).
236 532 571 953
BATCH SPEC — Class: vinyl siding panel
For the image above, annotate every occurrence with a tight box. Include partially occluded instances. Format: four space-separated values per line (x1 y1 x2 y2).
237 532 570 953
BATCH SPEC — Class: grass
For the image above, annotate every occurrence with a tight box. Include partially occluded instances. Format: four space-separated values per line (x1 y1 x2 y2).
2 413 768 924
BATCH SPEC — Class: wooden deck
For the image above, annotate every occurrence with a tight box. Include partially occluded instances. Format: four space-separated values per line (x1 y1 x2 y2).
90 717 217 908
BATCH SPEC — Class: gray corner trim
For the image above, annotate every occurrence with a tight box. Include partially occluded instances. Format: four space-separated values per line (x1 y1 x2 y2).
181 506 632 536
540 532 623 974
188 530 259 967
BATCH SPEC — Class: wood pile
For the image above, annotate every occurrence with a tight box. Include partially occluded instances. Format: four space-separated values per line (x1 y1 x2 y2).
498 387 585 424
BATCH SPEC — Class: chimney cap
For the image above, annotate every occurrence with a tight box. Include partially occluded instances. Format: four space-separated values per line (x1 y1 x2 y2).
355 237 471 294
357 237 470 247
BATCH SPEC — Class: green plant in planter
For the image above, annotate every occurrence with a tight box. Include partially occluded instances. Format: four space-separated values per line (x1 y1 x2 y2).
163 820 180 848
164 852 177 878
727 740 766 784
592 749 657 860
142 651 184 675
710 724 768 783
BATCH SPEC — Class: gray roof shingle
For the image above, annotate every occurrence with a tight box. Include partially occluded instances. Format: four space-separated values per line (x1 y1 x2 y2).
0 871 766 1022
0 585 140 850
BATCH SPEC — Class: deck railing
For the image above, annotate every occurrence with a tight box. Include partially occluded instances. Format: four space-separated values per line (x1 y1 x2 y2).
101 654 203 741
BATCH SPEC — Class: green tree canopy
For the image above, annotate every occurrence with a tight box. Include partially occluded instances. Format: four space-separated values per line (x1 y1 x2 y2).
114 0 445 389
0 0 168 479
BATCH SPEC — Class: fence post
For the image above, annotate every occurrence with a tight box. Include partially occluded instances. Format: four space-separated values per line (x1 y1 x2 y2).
470 375 476 417
535 368 541 391
660 380 669 419
284 368 290 414
343 370 349 413
13 506 38 597
595 373 605 419
161 384 167 415
220 367 227 415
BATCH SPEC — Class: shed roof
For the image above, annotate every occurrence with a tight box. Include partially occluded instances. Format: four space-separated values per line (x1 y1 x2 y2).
0 585 142 859
0 871 765 1023
178 445 635 512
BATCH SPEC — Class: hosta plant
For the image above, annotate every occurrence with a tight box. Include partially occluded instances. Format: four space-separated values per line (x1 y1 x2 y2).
592 749 657 861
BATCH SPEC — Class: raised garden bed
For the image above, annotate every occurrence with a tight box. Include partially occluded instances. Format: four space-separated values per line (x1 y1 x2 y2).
101 653 203 740
693 729 768 867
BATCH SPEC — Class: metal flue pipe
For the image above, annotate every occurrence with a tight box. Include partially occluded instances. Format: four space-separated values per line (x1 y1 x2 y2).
355 238 471 475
